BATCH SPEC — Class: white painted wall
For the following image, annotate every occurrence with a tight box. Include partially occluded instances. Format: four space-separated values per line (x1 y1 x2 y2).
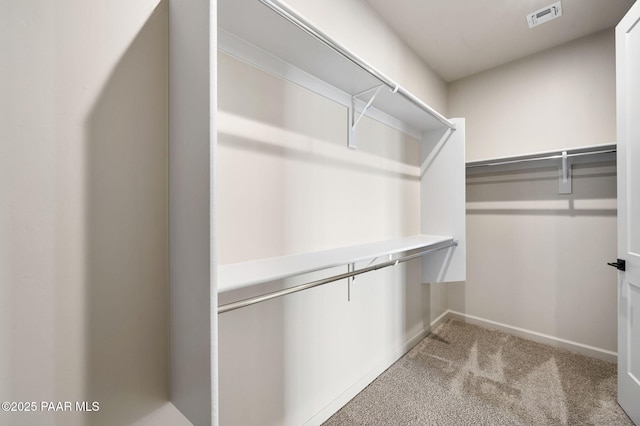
217 53 421 264
1 1 189 424
448 29 619 358
450 29 616 162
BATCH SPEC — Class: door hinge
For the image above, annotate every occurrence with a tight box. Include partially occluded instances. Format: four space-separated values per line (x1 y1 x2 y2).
607 259 626 271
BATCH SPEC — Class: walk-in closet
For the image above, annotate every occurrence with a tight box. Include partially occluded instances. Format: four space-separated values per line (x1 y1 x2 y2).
168 0 640 424
3 0 639 425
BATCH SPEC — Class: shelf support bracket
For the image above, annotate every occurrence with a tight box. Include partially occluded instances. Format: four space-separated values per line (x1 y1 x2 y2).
559 151 572 194
348 84 386 149
347 263 355 301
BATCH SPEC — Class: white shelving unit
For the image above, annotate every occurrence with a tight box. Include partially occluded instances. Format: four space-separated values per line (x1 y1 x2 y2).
170 0 466 424
466 143 616 194
218 0 454 147
218 236 457 313
219 235 454 292
466 143 616 170
216 0 467 307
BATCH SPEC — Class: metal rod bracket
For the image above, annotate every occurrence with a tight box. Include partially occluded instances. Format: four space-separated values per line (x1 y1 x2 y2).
559 151 572 194
348 84 385 149
347 263 354 301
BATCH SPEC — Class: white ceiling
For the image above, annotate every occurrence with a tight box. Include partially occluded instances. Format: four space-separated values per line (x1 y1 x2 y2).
362 0 636 82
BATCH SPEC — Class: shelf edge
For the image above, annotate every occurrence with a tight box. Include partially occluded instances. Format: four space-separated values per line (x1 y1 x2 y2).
218 235 454 293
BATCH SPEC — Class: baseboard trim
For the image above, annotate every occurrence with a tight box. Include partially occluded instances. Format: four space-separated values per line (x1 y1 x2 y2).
304 327 429 426
430 309 451 330
444 310 617 363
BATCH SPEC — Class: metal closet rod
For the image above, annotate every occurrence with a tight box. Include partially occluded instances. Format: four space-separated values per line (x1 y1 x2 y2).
218 239 457 314
466 147 617 169
259 0 455 131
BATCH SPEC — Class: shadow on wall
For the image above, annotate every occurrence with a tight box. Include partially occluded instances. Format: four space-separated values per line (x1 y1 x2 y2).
84 2 169 425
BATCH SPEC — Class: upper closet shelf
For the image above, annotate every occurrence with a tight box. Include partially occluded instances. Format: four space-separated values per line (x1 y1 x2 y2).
466 144 616 194
218 235 455 294
466 144 616 171
218 0 454 145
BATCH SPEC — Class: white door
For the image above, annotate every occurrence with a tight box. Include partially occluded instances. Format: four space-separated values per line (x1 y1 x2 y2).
616 2 640 423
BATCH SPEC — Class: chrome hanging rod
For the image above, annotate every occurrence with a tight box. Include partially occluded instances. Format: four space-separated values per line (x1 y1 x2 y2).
466 146 616 169
218 238 457 314
259 0 455 131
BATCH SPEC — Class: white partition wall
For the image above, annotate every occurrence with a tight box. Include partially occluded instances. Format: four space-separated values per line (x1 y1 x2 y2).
169 0 216 424
421 119 466 283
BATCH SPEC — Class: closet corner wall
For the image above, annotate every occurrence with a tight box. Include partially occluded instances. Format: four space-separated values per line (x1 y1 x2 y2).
450 28 619 362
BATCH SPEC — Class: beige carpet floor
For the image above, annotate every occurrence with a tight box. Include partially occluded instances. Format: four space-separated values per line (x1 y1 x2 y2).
324 318 634 425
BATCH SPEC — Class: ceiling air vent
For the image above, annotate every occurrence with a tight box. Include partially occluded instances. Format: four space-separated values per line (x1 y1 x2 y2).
526 1 562 28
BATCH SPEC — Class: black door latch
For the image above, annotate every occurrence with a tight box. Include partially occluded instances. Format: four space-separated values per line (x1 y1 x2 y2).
607 259 626 271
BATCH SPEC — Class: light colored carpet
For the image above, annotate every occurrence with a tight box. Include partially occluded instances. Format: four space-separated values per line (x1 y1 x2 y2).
324 318 634 425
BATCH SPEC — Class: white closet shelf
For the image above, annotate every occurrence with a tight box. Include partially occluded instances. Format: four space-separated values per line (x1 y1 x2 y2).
218 0 454 140
466 144 616 172
218 235 455 293
465 144 616 194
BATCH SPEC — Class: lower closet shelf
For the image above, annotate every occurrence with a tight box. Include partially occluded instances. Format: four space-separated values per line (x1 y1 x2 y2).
217 235 456 313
